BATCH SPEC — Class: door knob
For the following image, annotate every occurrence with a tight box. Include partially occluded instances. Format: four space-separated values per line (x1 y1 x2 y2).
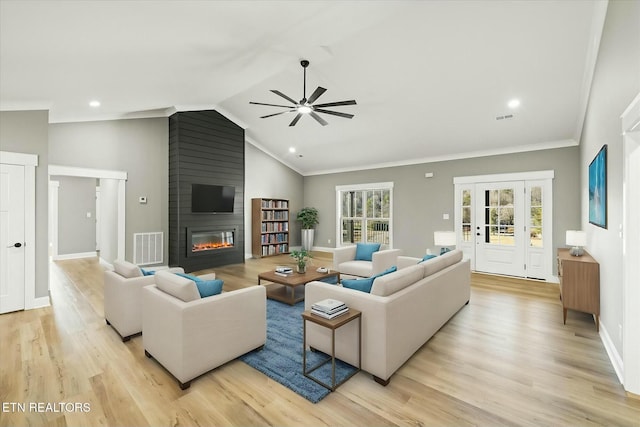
7 242 22 248
476 233 481 236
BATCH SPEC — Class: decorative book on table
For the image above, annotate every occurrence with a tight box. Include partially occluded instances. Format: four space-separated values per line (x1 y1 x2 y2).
275 266 293 276
311 299 349 319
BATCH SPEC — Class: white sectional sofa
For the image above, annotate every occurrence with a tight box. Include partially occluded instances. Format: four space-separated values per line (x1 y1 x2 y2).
305 249 470 385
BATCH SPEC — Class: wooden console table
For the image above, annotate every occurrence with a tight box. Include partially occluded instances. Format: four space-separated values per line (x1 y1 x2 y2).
557 248 600 331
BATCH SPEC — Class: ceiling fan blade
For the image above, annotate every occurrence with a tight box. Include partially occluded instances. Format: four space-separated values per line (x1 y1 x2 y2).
250 101 296 108
307 86 327 104
314 108 354 119
313 100 357 108
289 113 303 127
260 110 295 119
271 90 298 105
310 112 328 126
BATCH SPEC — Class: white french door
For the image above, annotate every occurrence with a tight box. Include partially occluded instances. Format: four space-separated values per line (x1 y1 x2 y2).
0 164 26 314
455 171 553 281
475 182 525 277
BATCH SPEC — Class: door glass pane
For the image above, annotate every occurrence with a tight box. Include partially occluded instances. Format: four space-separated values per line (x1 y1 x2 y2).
530 186 543 247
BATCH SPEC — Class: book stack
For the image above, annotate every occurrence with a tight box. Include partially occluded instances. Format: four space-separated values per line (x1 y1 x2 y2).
311 298 349 319
275 266 293 277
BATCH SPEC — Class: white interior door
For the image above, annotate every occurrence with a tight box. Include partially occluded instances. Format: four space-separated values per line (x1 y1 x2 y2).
474 181 525 277
0 164 26 314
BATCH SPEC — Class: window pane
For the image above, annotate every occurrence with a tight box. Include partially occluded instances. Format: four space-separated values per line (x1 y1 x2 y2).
530 207 542 226
368 220 389 244
382 190 390 217
342 219 362 244
530 187 542 206
489 190 498 206
500 189 514 206
489 207 498 225
499 207 514 227
530 227 542 247
462 189 471 207
462 224 471 242
354 192 363 217
462 206 471 223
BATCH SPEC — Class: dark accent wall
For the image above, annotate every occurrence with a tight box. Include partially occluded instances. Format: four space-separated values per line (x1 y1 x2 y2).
169 110 245 272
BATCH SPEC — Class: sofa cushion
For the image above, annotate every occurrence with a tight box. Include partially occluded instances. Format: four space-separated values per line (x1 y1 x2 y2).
421 249 463 277
355 242 381 261
155 271 200 302
196 279 224 298
337 260 375 278
113 260 142 278
370 264 424 297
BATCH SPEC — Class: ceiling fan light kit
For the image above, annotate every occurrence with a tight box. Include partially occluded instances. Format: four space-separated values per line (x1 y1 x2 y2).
250 59 356 126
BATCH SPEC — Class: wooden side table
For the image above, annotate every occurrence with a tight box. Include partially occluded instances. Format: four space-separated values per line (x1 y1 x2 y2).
557 248 600 331
302 308 361 391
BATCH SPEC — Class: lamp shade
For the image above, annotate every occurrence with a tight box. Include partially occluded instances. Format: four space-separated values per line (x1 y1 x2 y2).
566 230 586 247
434 231 456 246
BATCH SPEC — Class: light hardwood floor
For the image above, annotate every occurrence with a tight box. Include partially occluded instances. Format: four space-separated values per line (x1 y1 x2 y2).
1 253 639 426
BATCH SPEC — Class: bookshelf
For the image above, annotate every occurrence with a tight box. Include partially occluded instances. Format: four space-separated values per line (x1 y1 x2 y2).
252 198 290 258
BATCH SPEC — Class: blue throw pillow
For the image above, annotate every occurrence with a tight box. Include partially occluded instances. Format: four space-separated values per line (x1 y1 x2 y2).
342 266 397 293
195 279 224 298
374 265 397 278
141 268 155 276
354 242 381 261
342 276 375 293
420 254 437 264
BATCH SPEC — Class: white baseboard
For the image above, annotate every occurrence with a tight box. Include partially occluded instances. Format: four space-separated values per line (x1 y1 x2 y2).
600 321 624 385
53 251 97 261
311 246 335 253
26 295 51 310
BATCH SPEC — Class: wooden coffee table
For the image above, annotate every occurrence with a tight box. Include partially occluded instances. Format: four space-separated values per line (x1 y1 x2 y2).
258 269 340 305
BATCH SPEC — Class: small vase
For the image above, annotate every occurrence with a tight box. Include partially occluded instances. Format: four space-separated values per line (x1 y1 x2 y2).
296 264 306 274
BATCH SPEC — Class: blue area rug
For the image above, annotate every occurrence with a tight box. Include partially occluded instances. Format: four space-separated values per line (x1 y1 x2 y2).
239 299 357 403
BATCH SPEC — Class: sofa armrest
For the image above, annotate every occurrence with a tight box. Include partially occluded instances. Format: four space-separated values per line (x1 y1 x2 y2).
332 245 357 271
371 248 402 275
195 272 216 281
142 285 266 384
103 271 156 337
397 256 421 270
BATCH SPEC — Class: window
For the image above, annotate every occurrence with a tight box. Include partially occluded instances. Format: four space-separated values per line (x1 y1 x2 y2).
337 182 393 246
461 189 472 242
529 186 543 247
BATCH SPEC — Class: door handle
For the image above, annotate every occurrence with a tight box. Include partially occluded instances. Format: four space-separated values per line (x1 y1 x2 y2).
7 242 22 248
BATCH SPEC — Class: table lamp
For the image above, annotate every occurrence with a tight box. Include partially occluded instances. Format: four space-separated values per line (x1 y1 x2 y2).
566 230 586 256
434 231 456 255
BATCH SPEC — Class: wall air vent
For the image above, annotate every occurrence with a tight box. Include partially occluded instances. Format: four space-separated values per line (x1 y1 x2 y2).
496 114 515 120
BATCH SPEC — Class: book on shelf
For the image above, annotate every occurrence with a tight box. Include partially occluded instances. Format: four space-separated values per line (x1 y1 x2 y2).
312 298 347 314
311 307 349 319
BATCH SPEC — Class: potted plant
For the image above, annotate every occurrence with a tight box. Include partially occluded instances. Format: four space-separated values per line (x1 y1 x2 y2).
290 249 312 273
296 207 319 251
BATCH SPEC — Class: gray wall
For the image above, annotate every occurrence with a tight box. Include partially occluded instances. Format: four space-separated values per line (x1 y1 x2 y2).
303 146 581 260
245 143 304 257
0 110 49 299
579 0 640 356
98 178 119 264
51 176 96 255
49 118 169 264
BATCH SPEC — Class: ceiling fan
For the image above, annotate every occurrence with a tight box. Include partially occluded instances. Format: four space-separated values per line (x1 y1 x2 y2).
250 59 356 127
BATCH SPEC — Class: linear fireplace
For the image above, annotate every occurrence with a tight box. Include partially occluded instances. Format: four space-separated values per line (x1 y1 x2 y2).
187 228 235 257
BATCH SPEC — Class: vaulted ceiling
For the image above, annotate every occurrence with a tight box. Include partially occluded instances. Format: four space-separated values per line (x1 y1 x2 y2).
0 1 607 175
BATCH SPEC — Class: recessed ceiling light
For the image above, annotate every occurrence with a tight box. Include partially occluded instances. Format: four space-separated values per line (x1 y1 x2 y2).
508 99 520 109
289 147 296 153
89 100 101 108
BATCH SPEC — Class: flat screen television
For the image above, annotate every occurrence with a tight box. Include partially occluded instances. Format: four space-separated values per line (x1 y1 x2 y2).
191 184 235 213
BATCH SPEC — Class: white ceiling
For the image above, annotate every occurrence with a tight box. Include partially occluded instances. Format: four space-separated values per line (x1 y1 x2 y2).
0 1 607 175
